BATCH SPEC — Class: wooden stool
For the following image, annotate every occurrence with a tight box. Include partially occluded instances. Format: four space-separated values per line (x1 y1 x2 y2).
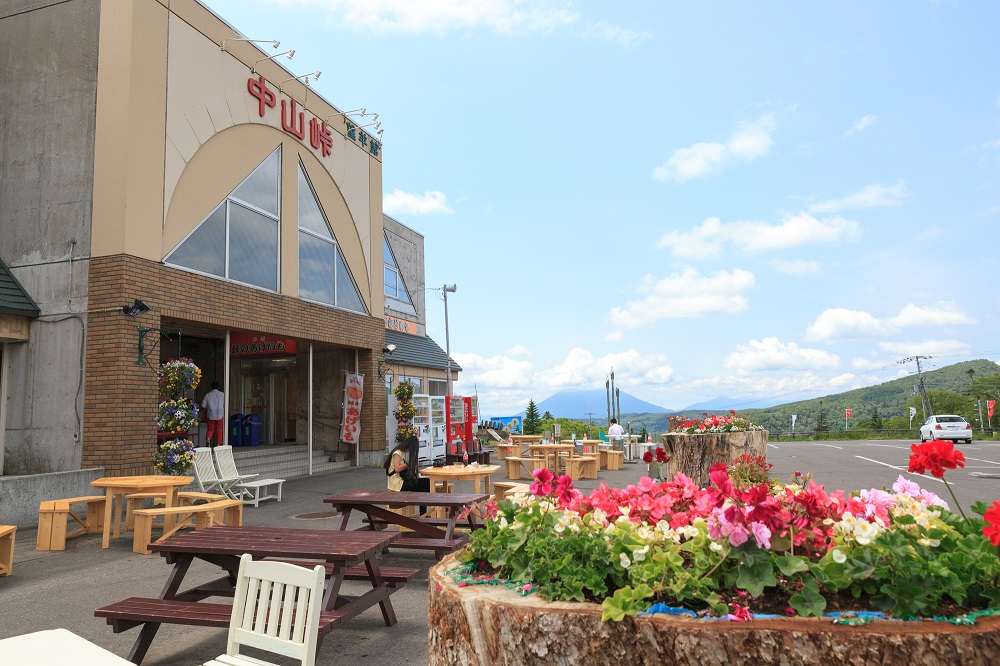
0 525 15 576
602 450 624 471
564 456 598 481
36 496 106 551
492 481 531 500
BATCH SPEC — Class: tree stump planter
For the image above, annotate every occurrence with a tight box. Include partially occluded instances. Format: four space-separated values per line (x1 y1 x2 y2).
428 553 1000 665
659 430 768 486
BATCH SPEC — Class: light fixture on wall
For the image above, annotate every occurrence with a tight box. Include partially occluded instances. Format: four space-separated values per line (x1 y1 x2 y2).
221 38 280 52
355 121 381 132
377 343 397 382
279 71 321 93
251 49 295 74
122 299 150 318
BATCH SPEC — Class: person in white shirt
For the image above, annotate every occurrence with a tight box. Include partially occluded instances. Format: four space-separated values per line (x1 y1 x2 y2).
607 418 626 455
201 381 225 447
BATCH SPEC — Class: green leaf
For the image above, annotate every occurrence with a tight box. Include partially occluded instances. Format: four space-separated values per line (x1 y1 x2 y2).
775 553 810 577
789 577 826 617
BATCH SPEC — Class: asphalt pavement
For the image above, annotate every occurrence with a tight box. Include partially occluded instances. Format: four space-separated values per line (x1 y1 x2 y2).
2 439 998 665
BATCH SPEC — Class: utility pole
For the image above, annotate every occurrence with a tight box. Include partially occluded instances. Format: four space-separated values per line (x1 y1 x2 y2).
586 412 595 426
898 355 933 419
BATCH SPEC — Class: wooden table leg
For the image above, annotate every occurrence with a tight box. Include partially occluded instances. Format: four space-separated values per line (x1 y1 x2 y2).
162 488 179 536
112 492 126 539
365 558 397 626
101 488 114 548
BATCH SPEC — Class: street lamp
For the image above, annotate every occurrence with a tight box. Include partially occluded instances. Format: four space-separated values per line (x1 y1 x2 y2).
443 284 457 396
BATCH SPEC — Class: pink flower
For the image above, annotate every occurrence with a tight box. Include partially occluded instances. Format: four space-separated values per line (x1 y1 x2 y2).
750 521 771 549
529 467 555 496
727 604 751 622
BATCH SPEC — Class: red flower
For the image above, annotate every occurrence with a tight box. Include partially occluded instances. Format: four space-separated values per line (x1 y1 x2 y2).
655 447 669 463
983 501 1000 546
642 450 654 464
908 441 966 478
529 467 555 496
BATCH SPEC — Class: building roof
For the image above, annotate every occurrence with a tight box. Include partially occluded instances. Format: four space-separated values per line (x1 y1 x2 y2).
385 329 462 372
0 257 40 318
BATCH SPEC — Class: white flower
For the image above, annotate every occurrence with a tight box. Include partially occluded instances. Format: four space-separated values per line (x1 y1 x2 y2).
632 545 649 563
831 549 847 564
709 541 724 553
619 552 632 569
917 537 941 548
853 521 882 545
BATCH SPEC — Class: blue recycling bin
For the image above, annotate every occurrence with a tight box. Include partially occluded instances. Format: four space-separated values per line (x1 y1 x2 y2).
229 414 245 447
243 414 262 446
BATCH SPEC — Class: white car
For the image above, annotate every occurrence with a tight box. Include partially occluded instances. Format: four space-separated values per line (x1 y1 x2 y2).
919 415 973 444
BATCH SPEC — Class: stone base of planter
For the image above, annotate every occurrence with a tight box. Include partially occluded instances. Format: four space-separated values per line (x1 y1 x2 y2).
428 553 1000 665
659 430 768 486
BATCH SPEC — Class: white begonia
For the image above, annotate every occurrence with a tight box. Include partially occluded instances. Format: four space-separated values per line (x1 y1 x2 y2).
709 541 724 553
632 545 650 563
619 552 632 569
917 537 941 548
592 508 608 525
853 521 882 545
680 525 700 540
831 549 847 564
497 516 509 530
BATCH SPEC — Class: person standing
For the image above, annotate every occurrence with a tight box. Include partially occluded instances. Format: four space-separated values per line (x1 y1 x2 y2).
608 418 626 456
201 381 225 447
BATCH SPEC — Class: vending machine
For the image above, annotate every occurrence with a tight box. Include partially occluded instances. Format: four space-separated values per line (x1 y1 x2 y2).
412 394 446 465
445 395 480 459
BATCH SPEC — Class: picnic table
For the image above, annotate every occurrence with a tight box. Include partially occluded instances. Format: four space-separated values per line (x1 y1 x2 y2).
325 489 489 560
90 475 193 549
418 464 500 494
528 443 575 475
95 525 401 664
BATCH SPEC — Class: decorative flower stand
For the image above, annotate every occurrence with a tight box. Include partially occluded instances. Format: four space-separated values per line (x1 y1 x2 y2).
659 430 768 486
428 553 1000 665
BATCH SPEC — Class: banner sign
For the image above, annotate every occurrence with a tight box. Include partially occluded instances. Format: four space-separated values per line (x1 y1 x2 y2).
989 401 996 419
230 332 297 357
340 373 364 444
845 409 852 419
488 415 522 435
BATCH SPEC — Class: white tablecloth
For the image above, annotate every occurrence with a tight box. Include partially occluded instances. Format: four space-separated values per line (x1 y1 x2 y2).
0 628 133 665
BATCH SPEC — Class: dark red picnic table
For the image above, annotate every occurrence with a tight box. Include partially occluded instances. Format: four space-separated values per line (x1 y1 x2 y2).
324 489 489 559
95 525 402 664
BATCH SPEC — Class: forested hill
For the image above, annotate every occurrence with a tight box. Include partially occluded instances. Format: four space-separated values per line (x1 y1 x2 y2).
741 359 999 433
619 359 999 434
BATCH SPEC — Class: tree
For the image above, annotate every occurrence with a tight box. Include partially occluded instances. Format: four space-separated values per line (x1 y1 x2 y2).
524 400 541 435
542 410 554 420
814 402 829 433
968 374 1000 403
869 406 883 431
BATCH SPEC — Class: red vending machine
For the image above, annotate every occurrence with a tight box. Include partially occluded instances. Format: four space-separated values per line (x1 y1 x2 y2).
445 396 479 460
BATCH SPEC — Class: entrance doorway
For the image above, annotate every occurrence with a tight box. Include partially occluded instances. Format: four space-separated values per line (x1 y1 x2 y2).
237 356 297 445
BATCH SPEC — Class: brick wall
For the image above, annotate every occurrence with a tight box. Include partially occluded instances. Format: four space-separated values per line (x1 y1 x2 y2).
82 255 385 475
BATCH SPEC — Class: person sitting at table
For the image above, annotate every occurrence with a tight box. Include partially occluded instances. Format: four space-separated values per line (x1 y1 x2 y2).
385 435 430 513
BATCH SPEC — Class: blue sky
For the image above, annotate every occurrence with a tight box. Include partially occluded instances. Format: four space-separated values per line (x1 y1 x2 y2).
202 0 1000 414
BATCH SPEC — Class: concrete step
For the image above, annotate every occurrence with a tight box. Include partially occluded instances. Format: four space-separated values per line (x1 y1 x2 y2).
230 445 352 479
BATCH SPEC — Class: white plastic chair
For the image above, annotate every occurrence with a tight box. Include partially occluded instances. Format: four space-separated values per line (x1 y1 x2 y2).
214 445 259 487
193 447 242 498
203 554 325 666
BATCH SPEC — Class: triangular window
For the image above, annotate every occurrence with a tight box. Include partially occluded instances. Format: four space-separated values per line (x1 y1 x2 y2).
165 147 281 292
297 162 367 314
384 235 415 314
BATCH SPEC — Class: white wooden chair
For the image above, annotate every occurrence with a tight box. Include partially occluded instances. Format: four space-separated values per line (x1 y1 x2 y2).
203 554 325 666
193 447 242 498
214 445 259 491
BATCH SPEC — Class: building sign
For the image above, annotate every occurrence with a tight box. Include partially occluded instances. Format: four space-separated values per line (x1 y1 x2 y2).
230 332 298 357
340 373 364 444
247 75 381 160
385 315 417 335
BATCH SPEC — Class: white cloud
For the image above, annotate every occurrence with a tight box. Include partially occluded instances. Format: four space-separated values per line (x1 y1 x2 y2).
768 259 820 276
505 344 530 356
608 267 755 331
271 0 579 34
450 351 532 388
583 21 651 47
808 180 907 214
383 188 453 215
532 348 674 390
652 115 775 182
805 308 896 341
878 339 971 356
604 330 624 342
805 302 976 341
843 114 877 137
657 212 858 259
723 337 840 375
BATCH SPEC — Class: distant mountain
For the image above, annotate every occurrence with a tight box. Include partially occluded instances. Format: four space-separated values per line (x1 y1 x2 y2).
680 396 786 411
536 389 668 419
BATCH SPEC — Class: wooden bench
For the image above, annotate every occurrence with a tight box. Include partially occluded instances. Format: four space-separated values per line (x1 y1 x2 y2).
0 525 15 576
125 491 226 530
36 495 106 551
504 456 546 480
266 560 420 587
565 456 598 481
492 481 530 500
391 534 469 560
601 449 624 471
95 597 344 645
132 499 243 554
362 514 485 532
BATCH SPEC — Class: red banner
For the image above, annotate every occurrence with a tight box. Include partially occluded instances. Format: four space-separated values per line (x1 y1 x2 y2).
845 409 852 419
989 401 996 419
340 373 364 444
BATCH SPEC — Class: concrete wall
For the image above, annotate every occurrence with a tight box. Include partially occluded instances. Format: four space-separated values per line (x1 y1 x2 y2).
0 0 100 474
384 215 427 331
0 467 105 528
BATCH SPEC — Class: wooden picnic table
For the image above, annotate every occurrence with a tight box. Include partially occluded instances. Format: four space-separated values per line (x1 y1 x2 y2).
529 443 575 475
90 475 192 549
324 489 489 559
419 464 500 495
95 525 400 664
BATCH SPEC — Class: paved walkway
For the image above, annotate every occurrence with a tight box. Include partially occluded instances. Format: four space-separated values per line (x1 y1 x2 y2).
0 457 651 665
